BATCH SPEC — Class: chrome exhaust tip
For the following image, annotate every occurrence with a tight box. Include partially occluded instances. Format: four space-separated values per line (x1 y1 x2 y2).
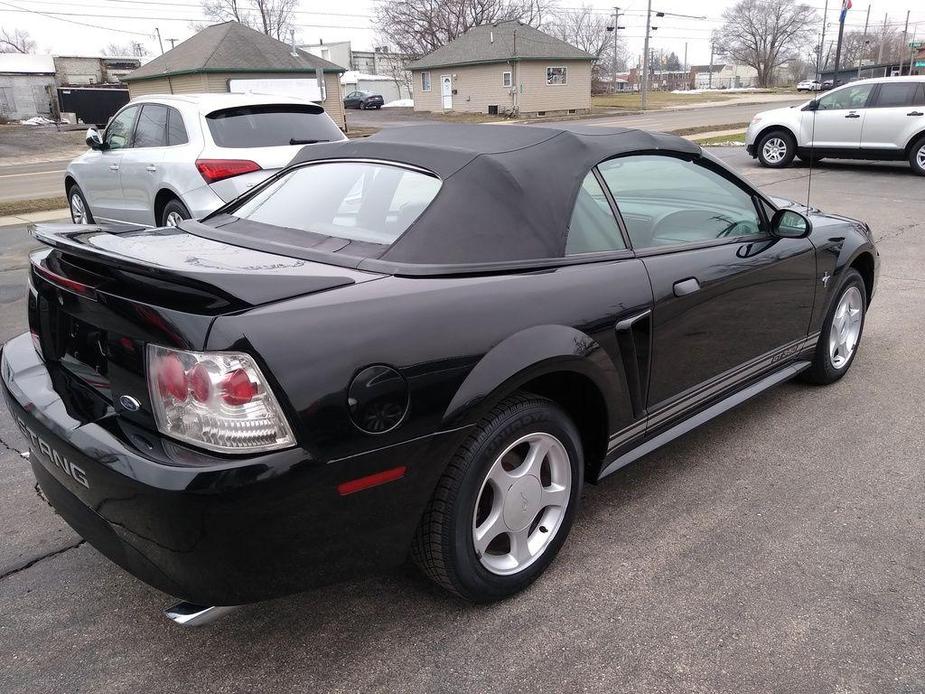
164 601 237 627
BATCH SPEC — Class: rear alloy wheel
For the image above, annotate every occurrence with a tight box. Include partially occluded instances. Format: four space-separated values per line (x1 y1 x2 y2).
68 185 94 225
412 394 583 602
161 199 191 227
909 137 925 176
801 268 866 385
757 130 796 168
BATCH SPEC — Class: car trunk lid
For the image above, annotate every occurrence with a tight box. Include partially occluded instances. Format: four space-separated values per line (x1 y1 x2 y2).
27 222 382 426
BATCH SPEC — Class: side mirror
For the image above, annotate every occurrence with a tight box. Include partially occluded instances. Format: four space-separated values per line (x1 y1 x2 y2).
803 99 819 111
85 128 105 150
771 209 812 239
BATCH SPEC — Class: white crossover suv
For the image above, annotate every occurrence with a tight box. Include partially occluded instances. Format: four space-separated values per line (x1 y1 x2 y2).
66 92 346 227
746 76 925 175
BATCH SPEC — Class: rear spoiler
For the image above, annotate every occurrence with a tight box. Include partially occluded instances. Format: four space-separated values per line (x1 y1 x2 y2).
30 223 366 309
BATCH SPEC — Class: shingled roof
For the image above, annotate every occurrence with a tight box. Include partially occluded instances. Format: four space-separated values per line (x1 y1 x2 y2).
406 21 594 71
124 21 344 82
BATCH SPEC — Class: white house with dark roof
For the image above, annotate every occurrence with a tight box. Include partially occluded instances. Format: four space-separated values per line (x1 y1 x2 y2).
407 21 594 117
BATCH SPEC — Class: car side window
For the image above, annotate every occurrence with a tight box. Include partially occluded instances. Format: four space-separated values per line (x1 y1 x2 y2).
565 172 626 255
598 155 762 249
873 82 918 108
104 106 138 150
167 107 188 145
816 84 873 110
916 84 925 107
133 104 168 148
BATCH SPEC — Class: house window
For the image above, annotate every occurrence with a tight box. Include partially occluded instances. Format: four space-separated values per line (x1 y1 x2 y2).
421 71 432 92
546 66 567 85
502 71 512 88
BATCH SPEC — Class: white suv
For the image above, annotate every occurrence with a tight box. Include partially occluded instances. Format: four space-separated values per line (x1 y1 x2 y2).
65 92 346 227
746 76 925 175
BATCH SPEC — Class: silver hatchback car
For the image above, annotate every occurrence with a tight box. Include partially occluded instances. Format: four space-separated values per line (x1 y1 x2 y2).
66 92 346 227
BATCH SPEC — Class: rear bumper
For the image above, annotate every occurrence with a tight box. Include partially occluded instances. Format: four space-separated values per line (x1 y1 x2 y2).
2 333 460 605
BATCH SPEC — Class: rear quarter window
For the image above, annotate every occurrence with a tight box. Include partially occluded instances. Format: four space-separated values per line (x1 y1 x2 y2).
206 104 345 148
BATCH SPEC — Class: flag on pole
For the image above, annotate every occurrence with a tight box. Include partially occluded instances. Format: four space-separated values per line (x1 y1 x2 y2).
839 0 852 23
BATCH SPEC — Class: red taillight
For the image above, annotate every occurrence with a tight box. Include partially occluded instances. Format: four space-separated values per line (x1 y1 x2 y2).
156 352 188 401
188 363 212 403
146 345 295 454
221 368 257 406
195 159 261 184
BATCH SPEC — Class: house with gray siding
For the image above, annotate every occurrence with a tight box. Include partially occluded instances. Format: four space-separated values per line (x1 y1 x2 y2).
407 22 594 117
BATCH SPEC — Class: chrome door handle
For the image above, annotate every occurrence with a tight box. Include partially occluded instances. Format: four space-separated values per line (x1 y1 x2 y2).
673 278 700 297
109 164 119 171
844 113 861 119
908 111 924 117
146 165 157 172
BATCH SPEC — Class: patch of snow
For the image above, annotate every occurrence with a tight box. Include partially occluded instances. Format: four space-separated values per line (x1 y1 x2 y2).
383 99 414 108
19 116 69 126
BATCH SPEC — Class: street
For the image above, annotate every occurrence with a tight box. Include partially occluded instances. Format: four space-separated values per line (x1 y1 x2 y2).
0 159 70 203
0 147 921 693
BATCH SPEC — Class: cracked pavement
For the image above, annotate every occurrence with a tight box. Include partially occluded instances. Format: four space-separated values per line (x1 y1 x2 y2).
0 149 922 693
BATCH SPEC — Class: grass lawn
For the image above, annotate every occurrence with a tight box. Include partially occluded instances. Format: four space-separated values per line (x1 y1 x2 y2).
691 132 747 146
592 91 734 110
0 195 67 217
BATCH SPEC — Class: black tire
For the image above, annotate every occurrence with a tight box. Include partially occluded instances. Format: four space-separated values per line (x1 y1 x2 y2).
800 268 867 385
412 393 584 602
756 129 796 168
67 183 94 225
908 135 925 176
160 198 191 227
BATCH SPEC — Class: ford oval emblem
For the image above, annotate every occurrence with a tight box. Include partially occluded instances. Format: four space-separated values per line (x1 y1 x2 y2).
119 395 141 412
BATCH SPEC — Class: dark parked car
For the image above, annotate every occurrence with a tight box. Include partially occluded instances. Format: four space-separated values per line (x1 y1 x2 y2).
2 125 878 626
343 90 384 109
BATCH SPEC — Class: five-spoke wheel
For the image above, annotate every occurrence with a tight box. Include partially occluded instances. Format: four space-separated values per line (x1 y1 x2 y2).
756 130 796 168
472 432 571 576
802 268 867 384
413 394 583 602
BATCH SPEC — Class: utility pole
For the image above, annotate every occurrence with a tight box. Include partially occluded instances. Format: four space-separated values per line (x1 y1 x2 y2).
832 0 850 83
683 42 688 72
857 4 870 78
167 38 177 49
611 7 621 94
155 26 165 55
641 0 653 109
818 0 829 79
708 39 714 89
876 13 888 65
898 10 910 75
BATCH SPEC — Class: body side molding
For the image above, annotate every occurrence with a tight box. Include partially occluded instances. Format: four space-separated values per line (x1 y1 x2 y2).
597 361 811 481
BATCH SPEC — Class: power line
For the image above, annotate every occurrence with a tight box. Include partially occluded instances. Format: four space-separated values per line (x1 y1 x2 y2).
0 0 155 35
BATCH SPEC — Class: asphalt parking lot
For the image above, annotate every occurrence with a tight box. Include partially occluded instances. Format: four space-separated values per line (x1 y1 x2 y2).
0 149 922 693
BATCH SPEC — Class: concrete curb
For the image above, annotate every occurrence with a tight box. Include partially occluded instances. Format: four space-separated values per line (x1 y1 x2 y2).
0 209 69 228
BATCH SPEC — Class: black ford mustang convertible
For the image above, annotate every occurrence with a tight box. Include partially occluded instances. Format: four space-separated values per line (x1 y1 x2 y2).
2 125 878 624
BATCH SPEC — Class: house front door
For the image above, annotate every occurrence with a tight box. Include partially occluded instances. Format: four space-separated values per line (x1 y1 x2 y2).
441 75 452 109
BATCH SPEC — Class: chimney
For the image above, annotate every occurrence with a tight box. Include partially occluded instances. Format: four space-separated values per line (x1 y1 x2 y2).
290 29 298 57
490 31 494 44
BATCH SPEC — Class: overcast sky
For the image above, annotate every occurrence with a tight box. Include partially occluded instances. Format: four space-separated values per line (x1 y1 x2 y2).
2 0 924 66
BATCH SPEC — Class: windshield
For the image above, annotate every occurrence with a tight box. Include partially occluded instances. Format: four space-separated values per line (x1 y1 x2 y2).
228 162 442 245
206 105 345 147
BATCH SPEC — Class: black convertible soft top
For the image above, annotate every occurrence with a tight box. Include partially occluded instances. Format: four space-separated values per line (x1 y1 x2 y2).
289 125 700 266
191 124 702 273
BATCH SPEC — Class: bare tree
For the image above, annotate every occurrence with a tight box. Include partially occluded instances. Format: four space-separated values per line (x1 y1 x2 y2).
0 27 36 54
104 41 149 57
375 0 552 61
544 5 627 86
714 0 816 88
201 0 298 40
